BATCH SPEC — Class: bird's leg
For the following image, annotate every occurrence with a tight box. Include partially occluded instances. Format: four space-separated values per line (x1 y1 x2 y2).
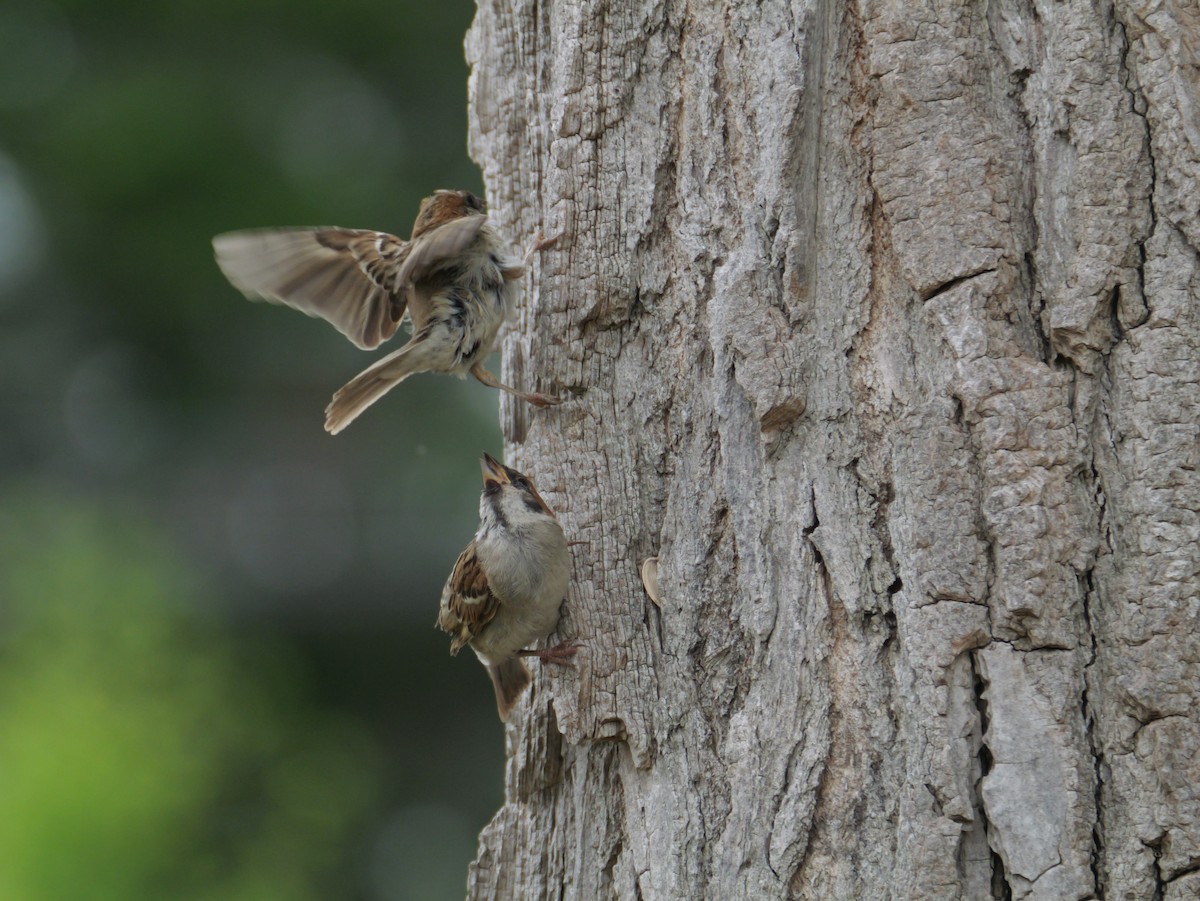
470 362 562 407
525 232 560 261
518 640 581 666
501 232 561 281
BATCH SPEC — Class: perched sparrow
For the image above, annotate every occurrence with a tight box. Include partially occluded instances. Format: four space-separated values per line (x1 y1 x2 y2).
438 452 577 720
212 189 560 434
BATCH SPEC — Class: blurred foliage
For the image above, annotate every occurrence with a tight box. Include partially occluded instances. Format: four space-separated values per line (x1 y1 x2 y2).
0 494 378 901
0 0 513 898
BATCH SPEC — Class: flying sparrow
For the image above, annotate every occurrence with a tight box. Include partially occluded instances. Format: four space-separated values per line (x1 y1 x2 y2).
212 189 561 434
438 452 578 720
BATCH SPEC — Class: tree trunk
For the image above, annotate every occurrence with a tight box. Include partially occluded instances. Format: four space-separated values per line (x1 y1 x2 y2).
463 0 1200 898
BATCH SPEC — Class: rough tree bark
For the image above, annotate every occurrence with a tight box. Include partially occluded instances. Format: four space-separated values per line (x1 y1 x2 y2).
463 0 1199 898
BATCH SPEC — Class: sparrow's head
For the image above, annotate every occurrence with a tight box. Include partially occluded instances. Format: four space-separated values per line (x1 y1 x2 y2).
411 189 486 238
479 452 555 527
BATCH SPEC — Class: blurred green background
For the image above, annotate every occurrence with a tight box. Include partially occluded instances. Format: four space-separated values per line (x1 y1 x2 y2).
0 0 511 898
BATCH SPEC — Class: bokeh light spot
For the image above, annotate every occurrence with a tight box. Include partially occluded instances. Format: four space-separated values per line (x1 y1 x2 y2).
0 153 45 297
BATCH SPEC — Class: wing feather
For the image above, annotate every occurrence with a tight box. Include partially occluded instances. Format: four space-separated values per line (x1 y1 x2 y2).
437 542 501 655
397 214 488 287
212 227 411 350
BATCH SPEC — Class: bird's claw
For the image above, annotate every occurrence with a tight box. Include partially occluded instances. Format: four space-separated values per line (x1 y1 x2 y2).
525 391 564 408
522 640 581 666
523 232 561 266
532 232 560 253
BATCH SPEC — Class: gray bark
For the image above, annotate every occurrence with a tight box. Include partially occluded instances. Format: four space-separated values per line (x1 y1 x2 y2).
463 0 1200 898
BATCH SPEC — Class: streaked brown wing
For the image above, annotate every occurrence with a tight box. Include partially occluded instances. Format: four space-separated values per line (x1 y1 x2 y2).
437 542 501 655
397 214 488 287
212 227 411 350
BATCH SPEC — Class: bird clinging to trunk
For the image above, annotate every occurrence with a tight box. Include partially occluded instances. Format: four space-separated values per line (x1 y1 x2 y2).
438 453 578 719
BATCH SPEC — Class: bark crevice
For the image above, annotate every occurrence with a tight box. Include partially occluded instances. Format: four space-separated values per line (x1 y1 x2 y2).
971 650 1012 901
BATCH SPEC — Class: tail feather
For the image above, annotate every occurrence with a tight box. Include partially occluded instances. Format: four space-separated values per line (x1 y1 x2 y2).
324 344 419 434
488 659 531 721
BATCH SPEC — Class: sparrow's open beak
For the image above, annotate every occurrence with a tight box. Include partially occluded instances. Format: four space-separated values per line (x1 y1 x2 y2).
481 452 509 484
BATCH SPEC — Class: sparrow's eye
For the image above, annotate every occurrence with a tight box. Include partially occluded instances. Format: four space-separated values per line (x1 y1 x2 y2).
464 192 485 213
511 476 530 490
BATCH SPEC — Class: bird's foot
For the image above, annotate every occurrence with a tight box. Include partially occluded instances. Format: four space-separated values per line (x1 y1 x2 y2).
470 363 563 408
519 640 581 667
522 232 561 266
531 232 560 253
522 390 564 408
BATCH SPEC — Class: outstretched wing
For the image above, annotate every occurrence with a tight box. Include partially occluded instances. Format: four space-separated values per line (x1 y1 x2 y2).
396 214 488 287
213 227 411 350
437 542 501 655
